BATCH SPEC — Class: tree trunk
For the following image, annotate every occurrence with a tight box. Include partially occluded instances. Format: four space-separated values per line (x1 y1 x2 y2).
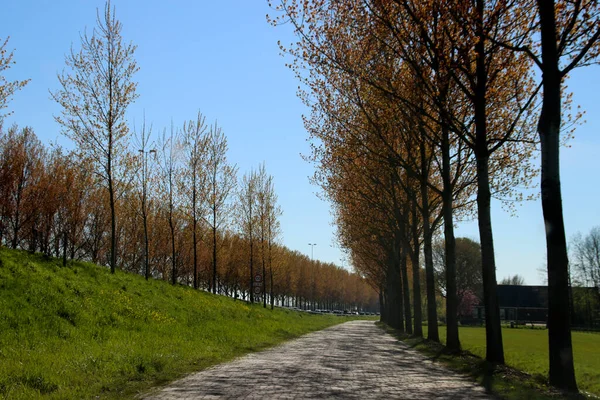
421 179 439 341
54 234 60 257
537 0 577 390
108 175 117 274
11 192 21 249
29 226 37 253
474 0 503 362
399 241 412 334
270 266 274 310
250 239 254 303
262 242 267 308
379 290 386 322
442 124 460 351
0 208 4 246
476 154 504 363
62 230 68 267
169 210 176 286
411 199 423 337
269 238 274 310
70 230 76 260
212 209 217 294
192 187 198 289
386 257 404 331
143 202 150 281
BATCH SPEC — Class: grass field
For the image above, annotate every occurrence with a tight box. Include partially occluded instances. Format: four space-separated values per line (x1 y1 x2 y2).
0 247 367 399
426 325 600 396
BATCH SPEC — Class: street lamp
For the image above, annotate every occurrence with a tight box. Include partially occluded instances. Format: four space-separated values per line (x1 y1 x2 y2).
308 243 317 311
308 243 317 260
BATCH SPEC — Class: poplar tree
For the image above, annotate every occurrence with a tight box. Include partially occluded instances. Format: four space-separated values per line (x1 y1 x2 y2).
204 124 237 294
238 168 258 302
181 112 209 289
52 1 138 274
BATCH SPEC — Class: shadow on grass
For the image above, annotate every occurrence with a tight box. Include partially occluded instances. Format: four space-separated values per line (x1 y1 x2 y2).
376 322 591 400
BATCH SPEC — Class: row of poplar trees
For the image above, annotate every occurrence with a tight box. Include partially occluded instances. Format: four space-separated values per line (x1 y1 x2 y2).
0 3 378 311
270 0 599 392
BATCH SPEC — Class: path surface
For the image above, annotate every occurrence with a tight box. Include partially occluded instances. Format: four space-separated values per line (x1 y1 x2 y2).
145 320 491 399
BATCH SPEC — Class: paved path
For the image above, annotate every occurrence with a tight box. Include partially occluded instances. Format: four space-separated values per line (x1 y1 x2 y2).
145 320 491 399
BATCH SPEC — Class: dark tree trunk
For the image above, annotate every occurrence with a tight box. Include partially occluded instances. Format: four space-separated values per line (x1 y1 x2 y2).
421 188 439 341
262 242 266 308
62 230 68 267
380 290 385 322
399 241 412 334
411 200 423 337
537 0 577 391
11 196 20 249
249 239 254 303
0 211 4 246
108 176 117 274
420 137 439 341
143 203 150 281
212 208 217 294
29 226 37 253
270 266 274 310
474 0 503 363
476 154 504 363
269 239 274 310
442 125 460 351
54 235 60 258
169 210 176 286
192 188 198 289
386 257 404 331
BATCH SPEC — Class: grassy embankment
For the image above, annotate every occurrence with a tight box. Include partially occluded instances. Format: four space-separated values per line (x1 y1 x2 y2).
0 247 367 399
380 323 600 399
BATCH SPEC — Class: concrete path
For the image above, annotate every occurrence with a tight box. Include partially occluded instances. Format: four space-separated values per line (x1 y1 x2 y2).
144 320 491 399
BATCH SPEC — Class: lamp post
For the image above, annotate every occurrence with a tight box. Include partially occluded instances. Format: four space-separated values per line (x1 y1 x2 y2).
308 243 317 310
308 243 316 260
139 148 156 280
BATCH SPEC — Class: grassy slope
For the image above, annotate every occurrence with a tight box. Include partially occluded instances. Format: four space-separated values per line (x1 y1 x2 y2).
0 247 363 399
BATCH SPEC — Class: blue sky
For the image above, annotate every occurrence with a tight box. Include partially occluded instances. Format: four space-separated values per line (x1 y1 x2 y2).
2 1 599 284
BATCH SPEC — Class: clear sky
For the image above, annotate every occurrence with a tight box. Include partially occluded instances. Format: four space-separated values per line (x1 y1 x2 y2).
2 1 598 284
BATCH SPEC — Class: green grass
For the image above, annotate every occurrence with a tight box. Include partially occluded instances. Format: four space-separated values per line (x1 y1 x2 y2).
426 325 600 397
0 247 368 399
381 324 565 399
381 323 599 399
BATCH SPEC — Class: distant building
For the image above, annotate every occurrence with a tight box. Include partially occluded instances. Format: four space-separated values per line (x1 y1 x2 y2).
472 285 600 328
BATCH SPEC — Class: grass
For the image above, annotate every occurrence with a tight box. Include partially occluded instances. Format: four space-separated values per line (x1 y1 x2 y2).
433 326 600 397
0 247 370 399
379 323 600 399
